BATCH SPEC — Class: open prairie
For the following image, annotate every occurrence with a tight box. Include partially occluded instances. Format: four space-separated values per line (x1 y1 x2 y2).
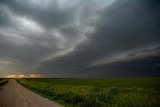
17 78 160 107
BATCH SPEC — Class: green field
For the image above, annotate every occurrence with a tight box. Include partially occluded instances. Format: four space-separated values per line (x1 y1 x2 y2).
17 78 160 107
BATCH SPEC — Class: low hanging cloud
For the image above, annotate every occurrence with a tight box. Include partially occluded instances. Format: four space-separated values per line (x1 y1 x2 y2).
0 0 160 77
3 73 41 78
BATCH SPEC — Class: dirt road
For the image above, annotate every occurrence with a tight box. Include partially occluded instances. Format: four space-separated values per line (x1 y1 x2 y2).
0 79 63 107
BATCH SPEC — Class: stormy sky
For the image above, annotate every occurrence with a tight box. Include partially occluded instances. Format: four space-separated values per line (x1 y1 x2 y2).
0 0 160 78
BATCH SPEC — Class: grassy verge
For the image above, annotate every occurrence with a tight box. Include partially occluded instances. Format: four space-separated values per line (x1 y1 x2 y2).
17 78 160 107
0 78 8 89
0 78 9 86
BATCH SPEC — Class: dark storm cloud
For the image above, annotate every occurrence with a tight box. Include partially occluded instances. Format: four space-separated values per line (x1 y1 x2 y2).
0 0 160 77
0 0 114 76
96 47 160 66
89 47 160 78
38 0 160 77
0 0 75 29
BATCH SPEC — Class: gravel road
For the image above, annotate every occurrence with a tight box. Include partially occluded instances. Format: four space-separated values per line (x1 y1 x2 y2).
0 79 63 107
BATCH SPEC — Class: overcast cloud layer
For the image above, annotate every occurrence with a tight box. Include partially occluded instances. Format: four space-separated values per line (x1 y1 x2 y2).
0 0 160 77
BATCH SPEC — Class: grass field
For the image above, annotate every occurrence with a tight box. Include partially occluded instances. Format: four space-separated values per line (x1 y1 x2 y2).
17 78 160 107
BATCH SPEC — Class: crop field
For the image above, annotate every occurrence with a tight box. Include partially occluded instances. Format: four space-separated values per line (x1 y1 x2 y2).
17 78 160 107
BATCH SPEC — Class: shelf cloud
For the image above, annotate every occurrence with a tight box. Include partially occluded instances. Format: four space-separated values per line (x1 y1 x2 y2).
0 0 160 77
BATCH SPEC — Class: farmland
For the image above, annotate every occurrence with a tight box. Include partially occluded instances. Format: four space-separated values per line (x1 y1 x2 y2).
17 78 160 107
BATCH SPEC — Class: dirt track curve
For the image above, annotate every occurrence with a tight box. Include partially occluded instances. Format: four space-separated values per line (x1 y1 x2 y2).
0 79 63 107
